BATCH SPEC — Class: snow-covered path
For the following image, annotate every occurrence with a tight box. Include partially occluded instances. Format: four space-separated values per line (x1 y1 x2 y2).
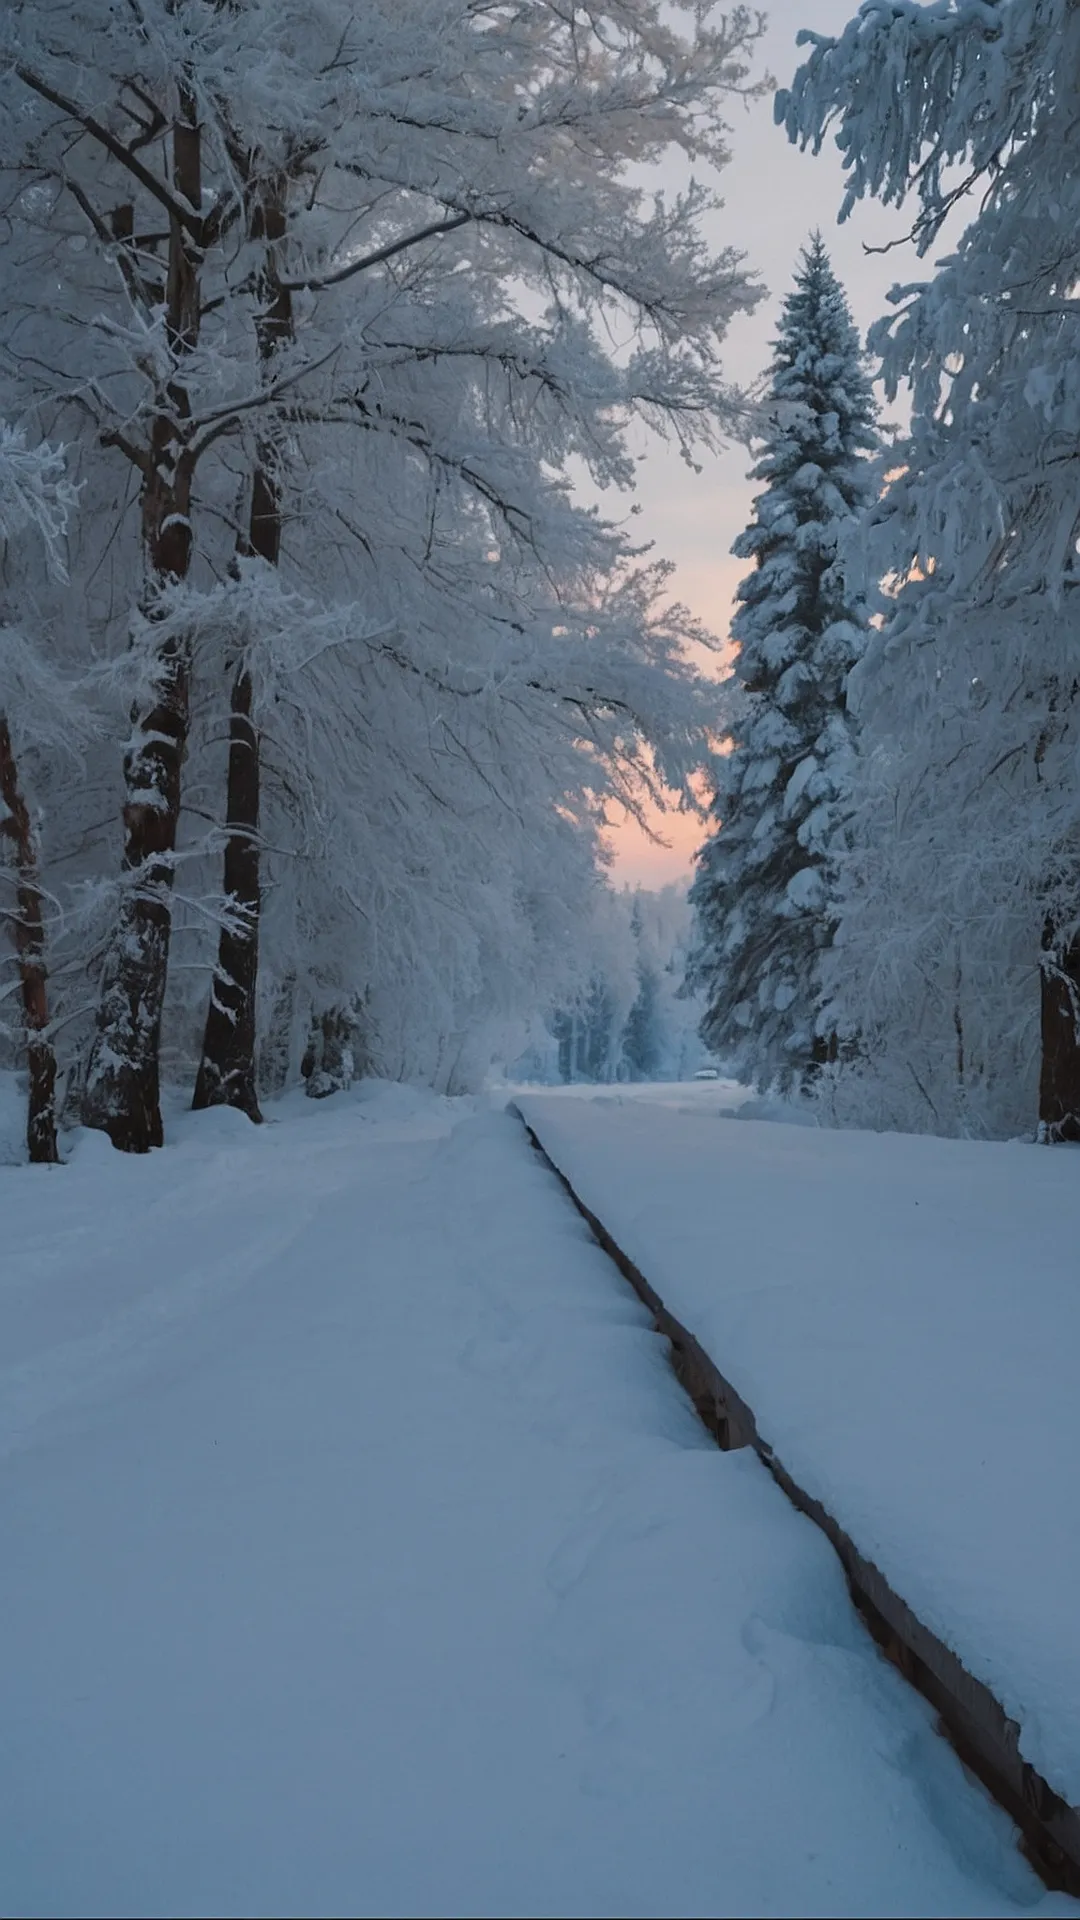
0 1088 1072 1918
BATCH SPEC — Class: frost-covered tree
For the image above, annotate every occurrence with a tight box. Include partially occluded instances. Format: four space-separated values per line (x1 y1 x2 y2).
0 0 767 1148
0 429 82 1162
687 238 877 1090
779 0 1080 1140
623 893 665 1078
623 885 706 1078
543 881 706 1083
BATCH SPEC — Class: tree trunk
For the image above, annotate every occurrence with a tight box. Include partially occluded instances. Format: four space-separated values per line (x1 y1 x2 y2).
1039 920 1080 1142
191 655 262 1118
83 627 191 1151
193 172 291 1122
0 714 59 1164
83 91 202 1153
301 1006 359 1099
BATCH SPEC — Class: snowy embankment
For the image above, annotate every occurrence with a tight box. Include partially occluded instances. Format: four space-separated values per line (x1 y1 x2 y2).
1 1081 1075 1918
514 1087 1080 1817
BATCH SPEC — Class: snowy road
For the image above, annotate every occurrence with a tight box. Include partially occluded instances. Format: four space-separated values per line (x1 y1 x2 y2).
0 1086 1073 1918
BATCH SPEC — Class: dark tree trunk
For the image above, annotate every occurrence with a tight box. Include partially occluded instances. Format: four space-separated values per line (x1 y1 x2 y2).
809 1029 839 1073
301 1006 359 1099
83 92 202 1153
194 172 291 1122
0 715 59 1164
191 656 262 1118
83 626 191 1151
1039 919 1080 1142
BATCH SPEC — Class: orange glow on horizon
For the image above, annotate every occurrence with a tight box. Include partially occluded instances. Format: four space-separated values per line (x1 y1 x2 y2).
603 798 708 889
605 564 732 888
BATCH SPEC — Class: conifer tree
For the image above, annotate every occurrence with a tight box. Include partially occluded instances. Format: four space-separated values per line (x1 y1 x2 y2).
780 0 1080 1141
687 238 877 1090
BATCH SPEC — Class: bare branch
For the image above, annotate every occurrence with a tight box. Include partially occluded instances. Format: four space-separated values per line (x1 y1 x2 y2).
281 211 471 292
15 65 207 240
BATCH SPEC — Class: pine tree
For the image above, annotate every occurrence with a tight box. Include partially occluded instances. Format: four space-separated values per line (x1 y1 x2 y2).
780 0 1080 1141
687 238 877 1091
622 892 665 1080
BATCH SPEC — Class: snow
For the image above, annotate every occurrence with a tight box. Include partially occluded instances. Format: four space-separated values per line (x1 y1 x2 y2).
0 1078 1075 1917
514 1084 1080 1810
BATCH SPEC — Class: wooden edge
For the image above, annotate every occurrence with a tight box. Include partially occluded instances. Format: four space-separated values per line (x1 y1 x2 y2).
513 1106 1080 1898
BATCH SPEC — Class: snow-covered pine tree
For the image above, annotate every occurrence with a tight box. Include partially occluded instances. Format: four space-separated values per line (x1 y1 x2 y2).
779 0 1080 1141
687 238 877 1090
623 893 664 1080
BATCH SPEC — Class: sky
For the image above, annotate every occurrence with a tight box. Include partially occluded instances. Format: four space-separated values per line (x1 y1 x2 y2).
604 0 930 888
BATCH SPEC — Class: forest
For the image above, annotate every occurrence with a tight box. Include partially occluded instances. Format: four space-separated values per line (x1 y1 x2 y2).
2 0 1078 1157
0 0 755 1157
690 0 1080 1146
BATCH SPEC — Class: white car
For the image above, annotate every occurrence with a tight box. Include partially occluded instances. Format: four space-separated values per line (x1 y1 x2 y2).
692 1066 720 1080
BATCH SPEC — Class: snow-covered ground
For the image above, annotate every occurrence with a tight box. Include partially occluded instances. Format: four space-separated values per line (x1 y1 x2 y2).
515 1085 1080 1810
1 1080 1074 1918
